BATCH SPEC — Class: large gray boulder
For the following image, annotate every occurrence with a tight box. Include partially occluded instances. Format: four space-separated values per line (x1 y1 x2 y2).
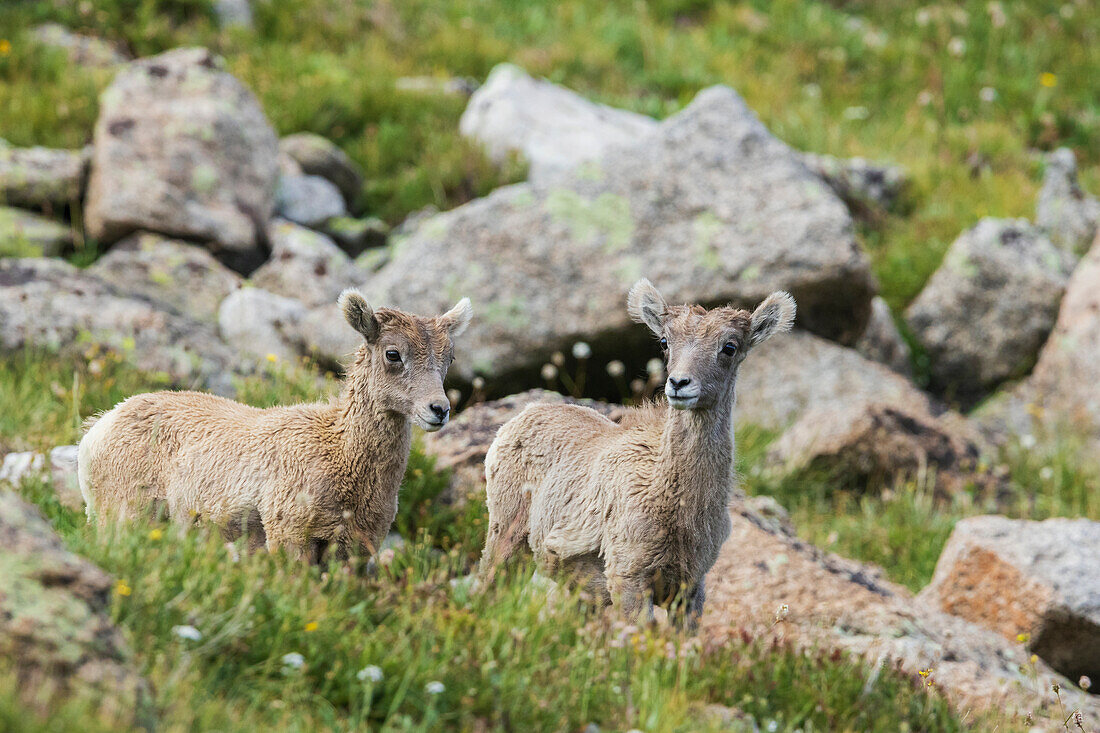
0 139 86 211
800 153 909 214
370 86 873 387
0 445 81 510
905 219 1074 404
920 515 1100 684
0 206 72 257
1036 147 1100 254
88 232 242 324
854 295 912 375
84 48 278 260
0 490 153 727
976 232 1100 450
0 258 240 392
459 63 657 184
251 220 363 308
278 132 363 206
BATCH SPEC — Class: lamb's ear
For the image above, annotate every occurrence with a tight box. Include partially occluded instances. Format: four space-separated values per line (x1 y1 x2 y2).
749 291 796 347
439 297 473 338
627 279 667 337
339 289 380 342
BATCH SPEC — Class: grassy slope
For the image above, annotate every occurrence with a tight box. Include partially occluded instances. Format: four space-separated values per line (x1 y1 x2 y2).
1 355 973 732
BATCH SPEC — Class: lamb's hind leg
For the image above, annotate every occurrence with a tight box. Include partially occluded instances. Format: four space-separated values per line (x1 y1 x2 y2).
478 477 532 582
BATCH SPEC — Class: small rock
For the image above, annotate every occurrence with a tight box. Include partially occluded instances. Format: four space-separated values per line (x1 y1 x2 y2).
30 23 129 68
459 63 658 184
395 76 478 97
0 206 72 257
275 174 347 229
801 153 909 214
321 215 388 257
0 139 87 211
0 446 81 510
855 296 912 375
1036 147 1100 254
218 287 307 363
0 490 153 727
84 48 278 258
278 133 363 206
251 220 362 308
906 219 1074 404
88 232 242 324
920 516 1100 683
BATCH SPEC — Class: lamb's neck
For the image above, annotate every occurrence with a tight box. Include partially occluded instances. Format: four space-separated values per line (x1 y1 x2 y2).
331 378 412 510
657 391 735 510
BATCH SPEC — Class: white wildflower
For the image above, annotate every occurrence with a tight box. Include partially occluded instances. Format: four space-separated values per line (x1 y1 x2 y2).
541 363 559 382
572 341 592 360
172 625 202 642
377 548 395 566
646 358 665 377
947 37 966 57
281 652 305 670
915 8 931 26
425 680 445 695
471 377 486 391
842 106 870 121
979 87 997 103
988 2 1006 28
357 665 383 683
550 351 566 367
446 388 462 406
917 90 934 107
1080 675 1092 691
1019 434 1037 449
606 360 625 378
1039 466 1054 481
803 83 821 99
775 603 790 622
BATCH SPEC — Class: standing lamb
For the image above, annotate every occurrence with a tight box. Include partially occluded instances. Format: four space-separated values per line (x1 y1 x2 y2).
78 289 472 563
478 279 795 625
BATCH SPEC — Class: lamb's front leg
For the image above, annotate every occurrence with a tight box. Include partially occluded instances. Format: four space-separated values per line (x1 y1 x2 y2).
680 579 705 632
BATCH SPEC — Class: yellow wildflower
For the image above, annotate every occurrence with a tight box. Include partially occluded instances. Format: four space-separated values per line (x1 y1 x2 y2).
115 580 132 597
304 621 319 632
0 40 11 57
1039 72 1057 88
266 353 278 363
1030 654 1038 664
148 528 163 541
1016 632 1031 643
918 668 932 678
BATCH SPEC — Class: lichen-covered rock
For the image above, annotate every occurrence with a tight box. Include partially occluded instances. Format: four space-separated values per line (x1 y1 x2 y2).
0 206 72 257
322 215 388 257
274 174 347 229
84 48 278 258
218 286 307 363
0 490 153 727
920 515 1100 684
800 153 909 213
251 220 363 308
0 139 86 211
460 63 658 184
371 86 873 388
278 133 363 205
764 402 986 496
855 296 912 375
0 445 81 510
30 23 129 68
1036 147 1099 254
702 503 1100 729
0 258 240 393
88 232 242 324
905 219 1074 404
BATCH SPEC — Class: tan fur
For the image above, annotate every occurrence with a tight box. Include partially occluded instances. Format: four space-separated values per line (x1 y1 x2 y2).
77 291 472 562
478 280 794 626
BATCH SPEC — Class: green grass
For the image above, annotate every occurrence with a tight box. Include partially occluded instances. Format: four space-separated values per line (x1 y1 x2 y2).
2 0 1098 307
1 351 976 732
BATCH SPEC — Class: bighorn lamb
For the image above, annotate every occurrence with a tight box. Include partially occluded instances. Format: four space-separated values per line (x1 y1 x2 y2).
478 280 794 624
78 290 472 562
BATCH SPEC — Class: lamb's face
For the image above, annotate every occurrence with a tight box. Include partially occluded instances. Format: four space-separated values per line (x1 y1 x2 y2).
339 291 472 431
627 280 796 411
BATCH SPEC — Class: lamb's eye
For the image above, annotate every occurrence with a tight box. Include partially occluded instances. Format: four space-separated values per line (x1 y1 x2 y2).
720 342 737 356
385 349 402 363
659 337 668 351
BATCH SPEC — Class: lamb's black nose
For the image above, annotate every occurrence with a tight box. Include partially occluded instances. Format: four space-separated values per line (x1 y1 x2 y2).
429 402 450 422
669 376 692 391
